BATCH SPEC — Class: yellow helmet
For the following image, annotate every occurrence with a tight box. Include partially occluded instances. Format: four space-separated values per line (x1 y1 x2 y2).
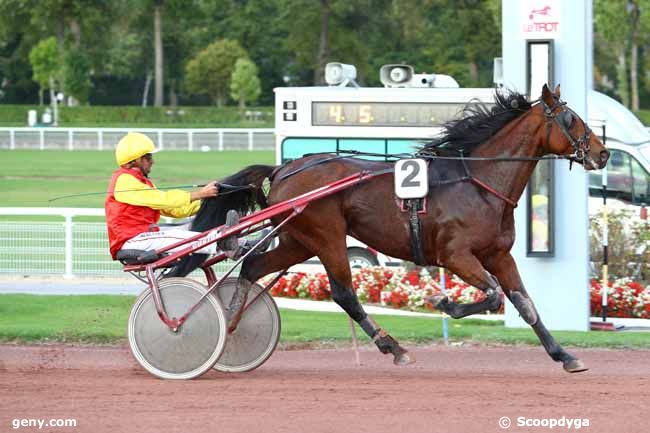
115 132 158 166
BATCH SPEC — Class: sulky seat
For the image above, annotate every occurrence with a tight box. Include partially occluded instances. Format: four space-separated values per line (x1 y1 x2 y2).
116 249 163 265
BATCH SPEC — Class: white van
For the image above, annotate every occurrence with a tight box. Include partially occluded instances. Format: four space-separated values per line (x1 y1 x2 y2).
588 90 650 206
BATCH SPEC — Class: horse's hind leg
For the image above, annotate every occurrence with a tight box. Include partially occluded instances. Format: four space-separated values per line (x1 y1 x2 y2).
313 240 415 366
484 252 587 373
427 251 504 318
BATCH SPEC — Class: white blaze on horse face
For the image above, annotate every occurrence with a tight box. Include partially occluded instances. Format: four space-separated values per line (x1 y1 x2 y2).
394 159 429 199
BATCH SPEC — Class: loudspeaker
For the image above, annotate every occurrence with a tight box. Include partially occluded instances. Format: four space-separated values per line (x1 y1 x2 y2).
325 63 357 86
379 64 414 87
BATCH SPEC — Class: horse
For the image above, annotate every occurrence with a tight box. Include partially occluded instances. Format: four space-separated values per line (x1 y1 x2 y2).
169 84 609 373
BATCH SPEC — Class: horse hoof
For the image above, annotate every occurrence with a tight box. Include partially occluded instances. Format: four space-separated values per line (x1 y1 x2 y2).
393 351 416 366
425 294 448 309
563 359 588 373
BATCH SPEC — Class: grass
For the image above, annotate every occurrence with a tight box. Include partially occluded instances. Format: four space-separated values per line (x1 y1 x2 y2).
1 294 649 348
0 150 275 208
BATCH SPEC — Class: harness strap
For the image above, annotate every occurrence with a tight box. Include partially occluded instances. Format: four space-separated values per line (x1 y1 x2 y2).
458 154 518 208
470 178 518 208
277 155 350 181
404 198 428 266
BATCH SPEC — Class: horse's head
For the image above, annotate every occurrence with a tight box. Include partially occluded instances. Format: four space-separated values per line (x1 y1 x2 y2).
537 84 609 170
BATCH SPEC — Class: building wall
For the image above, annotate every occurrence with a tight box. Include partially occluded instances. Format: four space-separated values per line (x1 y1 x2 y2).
502 0 592 330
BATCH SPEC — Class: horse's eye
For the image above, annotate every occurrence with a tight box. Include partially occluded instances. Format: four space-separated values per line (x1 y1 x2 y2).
560 111 573 128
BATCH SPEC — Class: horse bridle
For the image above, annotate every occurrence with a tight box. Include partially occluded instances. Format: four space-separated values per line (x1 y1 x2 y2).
540 96 597 169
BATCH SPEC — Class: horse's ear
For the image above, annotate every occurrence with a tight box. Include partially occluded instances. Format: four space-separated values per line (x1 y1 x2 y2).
541 84 554 105
554 84 561 97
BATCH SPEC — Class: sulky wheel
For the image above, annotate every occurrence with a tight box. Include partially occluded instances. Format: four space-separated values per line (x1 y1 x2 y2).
213 278 281 373
128 277 227 380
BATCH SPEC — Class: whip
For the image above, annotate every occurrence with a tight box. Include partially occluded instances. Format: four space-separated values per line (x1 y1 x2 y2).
48 183 255 202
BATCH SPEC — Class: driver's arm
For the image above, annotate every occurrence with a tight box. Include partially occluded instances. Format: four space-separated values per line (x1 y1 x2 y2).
114 173 197 209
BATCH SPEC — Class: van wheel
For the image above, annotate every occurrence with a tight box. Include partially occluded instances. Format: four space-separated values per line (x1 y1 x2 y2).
348 248 380 268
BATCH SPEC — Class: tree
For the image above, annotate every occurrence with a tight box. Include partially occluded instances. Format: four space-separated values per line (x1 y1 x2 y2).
28 37 60 106
594 0 650 109
230 57 261 112
153 0 164 106
315 0 331 85
283 0 372 85
62 49 91 104
202 0 290 104
185 39 248 106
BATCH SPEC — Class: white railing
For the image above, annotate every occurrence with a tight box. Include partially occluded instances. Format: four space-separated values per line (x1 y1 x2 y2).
0 127 275 151
0 208 233 278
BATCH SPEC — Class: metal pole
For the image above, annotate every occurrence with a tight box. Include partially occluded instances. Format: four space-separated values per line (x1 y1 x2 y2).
68 129 73 151
98 130 103 151
39 129 44 150
349 317 361 366
439 268 449 344
218 131 224 151
248 130 254 151
9 129 15 150
601 125 608 321
188 131 193 152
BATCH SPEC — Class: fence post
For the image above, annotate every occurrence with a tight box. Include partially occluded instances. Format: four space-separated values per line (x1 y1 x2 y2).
248 130 254 151
98 130 103 151
218 131 224 151
68 129 73 151
188 131 193 152
39 129 45 150
9 129 15 150
64 214 74 278
158 131 164 150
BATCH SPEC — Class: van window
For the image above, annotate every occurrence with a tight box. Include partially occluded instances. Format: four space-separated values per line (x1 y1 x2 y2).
589 149 650 204
631 157 650 203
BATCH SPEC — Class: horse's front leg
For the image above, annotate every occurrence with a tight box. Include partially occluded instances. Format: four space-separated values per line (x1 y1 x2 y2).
427 251 504 318
484 252 588 373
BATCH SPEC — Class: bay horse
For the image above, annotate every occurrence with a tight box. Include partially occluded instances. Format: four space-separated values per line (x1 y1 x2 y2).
169 84 609 373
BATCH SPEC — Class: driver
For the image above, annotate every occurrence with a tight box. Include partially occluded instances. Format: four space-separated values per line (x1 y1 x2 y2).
105 132 264 261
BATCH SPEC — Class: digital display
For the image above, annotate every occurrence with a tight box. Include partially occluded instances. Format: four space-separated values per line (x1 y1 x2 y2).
312 102 469 127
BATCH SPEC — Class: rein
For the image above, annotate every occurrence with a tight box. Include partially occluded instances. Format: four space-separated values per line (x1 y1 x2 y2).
277 151 523 208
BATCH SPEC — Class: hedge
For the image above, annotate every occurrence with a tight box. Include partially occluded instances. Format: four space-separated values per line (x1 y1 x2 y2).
0 104 274 127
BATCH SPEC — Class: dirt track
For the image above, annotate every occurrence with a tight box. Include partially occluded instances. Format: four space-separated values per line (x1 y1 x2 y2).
0 344 648 433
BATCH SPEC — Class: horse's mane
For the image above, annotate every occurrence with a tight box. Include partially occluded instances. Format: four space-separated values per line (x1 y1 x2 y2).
419 90 532 156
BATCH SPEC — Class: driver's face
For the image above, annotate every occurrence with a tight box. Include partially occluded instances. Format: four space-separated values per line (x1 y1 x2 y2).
137 153 154 177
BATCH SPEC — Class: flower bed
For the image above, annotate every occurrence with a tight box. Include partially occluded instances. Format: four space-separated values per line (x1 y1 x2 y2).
265 267 650 319
590 279 650 319
266 267 499 313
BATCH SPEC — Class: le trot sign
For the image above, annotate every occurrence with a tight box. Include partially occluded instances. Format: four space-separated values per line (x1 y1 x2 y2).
521 0 561 39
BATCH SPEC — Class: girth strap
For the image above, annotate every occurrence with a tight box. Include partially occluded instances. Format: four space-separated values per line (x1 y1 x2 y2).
403 198 427 266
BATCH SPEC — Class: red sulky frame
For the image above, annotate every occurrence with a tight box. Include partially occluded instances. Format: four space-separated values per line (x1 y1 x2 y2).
122 170 389 331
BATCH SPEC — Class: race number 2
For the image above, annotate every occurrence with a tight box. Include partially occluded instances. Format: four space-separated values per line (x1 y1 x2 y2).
394 159 428 199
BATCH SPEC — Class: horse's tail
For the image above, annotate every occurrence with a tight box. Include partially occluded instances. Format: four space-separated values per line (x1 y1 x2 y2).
192 164 275 232
165 164 276 278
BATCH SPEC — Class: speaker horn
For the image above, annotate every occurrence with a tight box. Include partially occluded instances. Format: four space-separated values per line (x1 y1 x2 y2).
380 64 414 88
